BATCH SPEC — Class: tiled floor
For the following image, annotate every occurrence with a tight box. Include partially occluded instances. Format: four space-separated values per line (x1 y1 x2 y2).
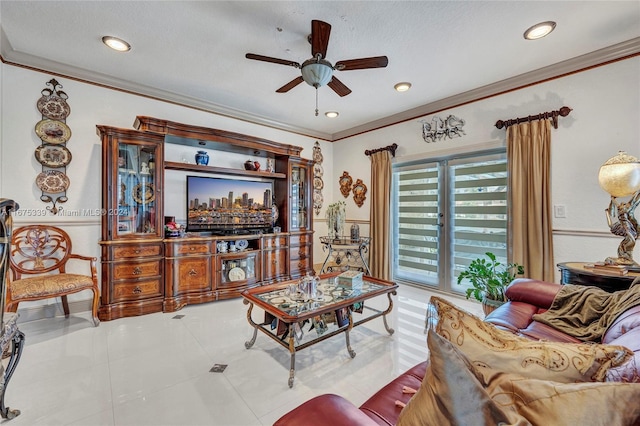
5 284 482 426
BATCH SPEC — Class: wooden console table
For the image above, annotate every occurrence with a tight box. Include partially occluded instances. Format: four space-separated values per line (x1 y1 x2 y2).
557 262 640 292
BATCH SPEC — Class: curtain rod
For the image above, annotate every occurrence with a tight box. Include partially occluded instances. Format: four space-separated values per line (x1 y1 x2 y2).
495 106 572 130
365 143 398 157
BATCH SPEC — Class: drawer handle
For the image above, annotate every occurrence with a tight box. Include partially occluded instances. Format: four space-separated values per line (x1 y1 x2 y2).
190 247 195 251
299 251 306 259
134 249 141 254
188 269 198 276
133 286 142 294
133 267 142 275
272 260 278 264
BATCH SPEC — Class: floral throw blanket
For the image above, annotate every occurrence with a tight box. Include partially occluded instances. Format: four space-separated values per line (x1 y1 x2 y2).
532 278 640 342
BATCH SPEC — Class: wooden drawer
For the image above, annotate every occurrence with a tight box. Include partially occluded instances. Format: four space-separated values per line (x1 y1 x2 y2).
289 233 311 246
290 257 310 272
113 260 162 280
262 249 287 280
262 236 288 249
289 244 311 261
112 244 162 259
173 243 211 256
113 279 162 302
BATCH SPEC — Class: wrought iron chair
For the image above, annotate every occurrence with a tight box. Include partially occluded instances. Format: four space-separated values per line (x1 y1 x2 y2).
7 225 99 326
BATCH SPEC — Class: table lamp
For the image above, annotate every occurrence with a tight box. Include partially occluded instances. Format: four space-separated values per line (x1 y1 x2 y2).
597 151 640 266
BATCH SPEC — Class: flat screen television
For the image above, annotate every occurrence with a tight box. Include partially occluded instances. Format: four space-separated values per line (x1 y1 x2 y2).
186 175 274 234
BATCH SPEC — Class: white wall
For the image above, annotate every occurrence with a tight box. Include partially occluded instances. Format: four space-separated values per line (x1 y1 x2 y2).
332 56 640 282
2 56 638 319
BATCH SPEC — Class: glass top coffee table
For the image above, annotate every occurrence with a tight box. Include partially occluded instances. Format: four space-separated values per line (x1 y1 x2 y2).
241 273 398 387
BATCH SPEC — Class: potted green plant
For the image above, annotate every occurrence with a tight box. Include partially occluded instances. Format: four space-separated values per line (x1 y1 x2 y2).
457 252 524 315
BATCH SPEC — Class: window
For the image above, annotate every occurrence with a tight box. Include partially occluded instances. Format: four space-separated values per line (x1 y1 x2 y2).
392 150 508 296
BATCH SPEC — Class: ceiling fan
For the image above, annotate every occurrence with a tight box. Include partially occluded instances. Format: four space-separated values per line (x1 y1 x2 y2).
246 20 388 115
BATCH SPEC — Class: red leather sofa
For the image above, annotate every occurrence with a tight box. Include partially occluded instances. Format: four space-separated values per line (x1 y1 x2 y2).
274 279 640 426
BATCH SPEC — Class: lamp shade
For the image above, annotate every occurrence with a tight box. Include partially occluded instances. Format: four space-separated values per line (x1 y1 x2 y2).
301 60 333 87
598 151 640 197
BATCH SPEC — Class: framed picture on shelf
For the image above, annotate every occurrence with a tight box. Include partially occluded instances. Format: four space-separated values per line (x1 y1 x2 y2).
117 216 135 235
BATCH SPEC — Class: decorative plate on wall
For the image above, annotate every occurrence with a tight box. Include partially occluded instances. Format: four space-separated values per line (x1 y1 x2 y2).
35 119 72 144
35 170 70 193
37 95 71 120
34 145 72 168
313 176 324 190
313 162 324 177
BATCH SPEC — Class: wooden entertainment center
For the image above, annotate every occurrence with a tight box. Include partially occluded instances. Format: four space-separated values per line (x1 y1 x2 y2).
97 116 314 321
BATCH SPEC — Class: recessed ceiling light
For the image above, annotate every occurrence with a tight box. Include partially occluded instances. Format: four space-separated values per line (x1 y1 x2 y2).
523 21 556 40
325 111 339 118
394 82 412 92
102 36 131 52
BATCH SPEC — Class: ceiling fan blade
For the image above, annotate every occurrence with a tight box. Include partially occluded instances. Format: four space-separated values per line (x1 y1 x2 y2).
245 53 300 68
327 76 352 97
276 76 304 93
311 20 331 59
335 56 389 71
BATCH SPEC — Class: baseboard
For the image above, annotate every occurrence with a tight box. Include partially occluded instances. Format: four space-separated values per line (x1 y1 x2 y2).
15 299 92 323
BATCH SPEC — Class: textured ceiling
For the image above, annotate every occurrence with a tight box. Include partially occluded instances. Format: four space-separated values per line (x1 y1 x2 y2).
1 1 639 140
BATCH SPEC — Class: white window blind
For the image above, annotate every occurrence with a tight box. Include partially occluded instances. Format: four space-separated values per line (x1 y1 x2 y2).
392 152 508 295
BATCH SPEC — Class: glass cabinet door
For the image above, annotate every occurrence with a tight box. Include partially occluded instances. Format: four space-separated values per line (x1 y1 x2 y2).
290 164 307 230
116 143 158 237
219 253 258 285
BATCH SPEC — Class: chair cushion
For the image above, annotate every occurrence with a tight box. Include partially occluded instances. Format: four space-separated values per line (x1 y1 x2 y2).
10 274 94 299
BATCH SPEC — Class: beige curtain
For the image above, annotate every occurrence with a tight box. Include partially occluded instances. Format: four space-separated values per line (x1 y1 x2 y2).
369 150 392 280
507 120 555 282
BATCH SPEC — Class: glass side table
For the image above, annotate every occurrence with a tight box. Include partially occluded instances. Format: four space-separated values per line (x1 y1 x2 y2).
319 236 371 275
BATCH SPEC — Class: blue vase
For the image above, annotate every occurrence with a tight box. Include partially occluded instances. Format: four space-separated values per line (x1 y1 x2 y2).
195 151 209 165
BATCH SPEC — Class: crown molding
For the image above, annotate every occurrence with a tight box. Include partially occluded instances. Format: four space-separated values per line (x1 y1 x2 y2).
2 29 638 142
331 37 640 141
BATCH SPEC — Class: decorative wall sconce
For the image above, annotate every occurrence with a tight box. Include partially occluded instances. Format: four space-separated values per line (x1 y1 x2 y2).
352 179 367 208
420 115 466 143
339 171 353 198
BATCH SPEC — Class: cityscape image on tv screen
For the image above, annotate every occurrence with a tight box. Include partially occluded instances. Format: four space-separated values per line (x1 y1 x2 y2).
186 175 273 232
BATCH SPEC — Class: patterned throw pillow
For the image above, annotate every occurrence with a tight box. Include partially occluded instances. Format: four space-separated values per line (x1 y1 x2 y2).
397 330 521 426
399 331 640 426
428 296 632 383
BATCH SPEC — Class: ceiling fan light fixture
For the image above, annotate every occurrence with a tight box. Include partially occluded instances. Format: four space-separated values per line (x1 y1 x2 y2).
301 59 333 87
523 21 556 40
325 111 339 118
102 36 131 52
394 82 412 92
